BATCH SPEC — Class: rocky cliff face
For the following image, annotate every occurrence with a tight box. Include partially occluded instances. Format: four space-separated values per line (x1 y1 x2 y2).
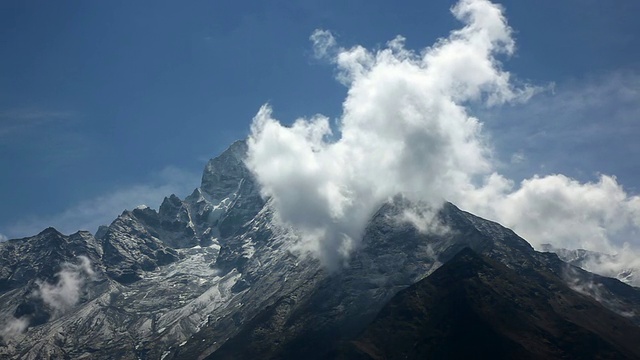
1 140 265 359
1 140 639 359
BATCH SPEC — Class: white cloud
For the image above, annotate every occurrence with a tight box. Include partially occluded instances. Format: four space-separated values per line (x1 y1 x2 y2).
462 174 640 253
582 248 640 287
0 317 28 342
246 0 537 269
398 201 449 236
6 166 199 237
0 233 7 242
245 0 640 280
1 257 98 341
457 173 640 286
34 256 96 315
310 29 338 60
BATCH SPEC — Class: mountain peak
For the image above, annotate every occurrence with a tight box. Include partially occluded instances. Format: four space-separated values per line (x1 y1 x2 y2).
200 139 250 200
225 139 248 158
38 226 63 237
159 194 183 215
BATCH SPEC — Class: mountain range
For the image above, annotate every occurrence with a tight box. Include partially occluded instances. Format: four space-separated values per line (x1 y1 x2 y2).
1 140 640 359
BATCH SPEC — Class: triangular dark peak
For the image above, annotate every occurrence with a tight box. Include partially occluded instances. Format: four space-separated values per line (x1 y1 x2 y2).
433 246 484 271
346 247 640 360
446 245 478 259
38 226 63 237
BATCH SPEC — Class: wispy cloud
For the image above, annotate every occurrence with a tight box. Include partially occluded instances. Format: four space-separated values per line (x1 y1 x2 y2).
1 256 97 341
0 317 28 342
482 69 640 182
0 108 76 138
4 166 199 237
34 256 96 315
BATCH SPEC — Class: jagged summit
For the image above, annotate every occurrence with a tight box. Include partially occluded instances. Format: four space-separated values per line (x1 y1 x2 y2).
200 139 249 201
36 226 62 237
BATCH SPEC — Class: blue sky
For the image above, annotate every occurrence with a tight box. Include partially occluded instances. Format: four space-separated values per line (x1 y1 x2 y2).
1 0 639 240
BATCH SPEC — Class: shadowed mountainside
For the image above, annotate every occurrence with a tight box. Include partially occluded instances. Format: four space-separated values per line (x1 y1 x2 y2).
342 248 640 359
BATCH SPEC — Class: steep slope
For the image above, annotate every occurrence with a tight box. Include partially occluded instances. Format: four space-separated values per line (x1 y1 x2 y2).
344 248 640 359
0 140 266 359
0 229 105 334
185 202 640 360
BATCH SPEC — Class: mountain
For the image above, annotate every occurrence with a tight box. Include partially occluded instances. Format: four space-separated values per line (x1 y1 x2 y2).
2 140 640 359
342 248 640 359
189 202 640 360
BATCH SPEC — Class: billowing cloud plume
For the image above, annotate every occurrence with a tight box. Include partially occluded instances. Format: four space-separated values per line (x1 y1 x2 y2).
247 0 536 268
34 256 96 315
463 174 640 253
460 174 640 284
245 0 640 278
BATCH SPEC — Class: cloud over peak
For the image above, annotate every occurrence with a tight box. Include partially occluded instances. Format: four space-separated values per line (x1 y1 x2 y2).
246 0 640 281
247 0 534 268
467 174 640 254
